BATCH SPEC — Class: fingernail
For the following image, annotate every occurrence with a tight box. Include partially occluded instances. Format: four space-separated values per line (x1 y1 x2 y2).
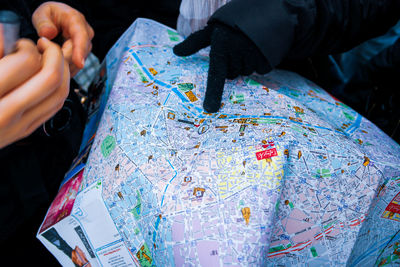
81 58 85 67
40 36 49 41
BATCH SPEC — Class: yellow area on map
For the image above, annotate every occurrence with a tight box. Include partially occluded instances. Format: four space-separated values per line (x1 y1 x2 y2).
216 145 285 199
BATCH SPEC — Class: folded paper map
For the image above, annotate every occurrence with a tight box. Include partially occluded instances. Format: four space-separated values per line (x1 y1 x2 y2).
38 19 400 267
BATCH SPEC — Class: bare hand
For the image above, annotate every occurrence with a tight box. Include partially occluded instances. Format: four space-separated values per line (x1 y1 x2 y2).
0 38 70 148
32 2 94 76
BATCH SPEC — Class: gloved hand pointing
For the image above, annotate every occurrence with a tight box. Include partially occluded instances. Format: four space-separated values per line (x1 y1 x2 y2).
173 22 271 113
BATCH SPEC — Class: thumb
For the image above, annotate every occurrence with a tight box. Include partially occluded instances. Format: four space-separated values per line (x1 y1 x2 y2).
61 39 73 63
173 25 213 56
32 7 59 39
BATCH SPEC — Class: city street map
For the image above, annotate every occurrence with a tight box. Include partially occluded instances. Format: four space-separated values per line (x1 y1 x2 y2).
38 19 400 267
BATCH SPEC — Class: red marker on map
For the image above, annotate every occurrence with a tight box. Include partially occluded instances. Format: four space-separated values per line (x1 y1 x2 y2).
256 148 278 160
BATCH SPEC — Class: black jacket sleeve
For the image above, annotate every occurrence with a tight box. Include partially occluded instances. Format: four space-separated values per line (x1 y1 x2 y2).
209 0 400 69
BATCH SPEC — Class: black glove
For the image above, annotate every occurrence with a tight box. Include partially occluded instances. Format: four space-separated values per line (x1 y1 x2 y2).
173 22 271 113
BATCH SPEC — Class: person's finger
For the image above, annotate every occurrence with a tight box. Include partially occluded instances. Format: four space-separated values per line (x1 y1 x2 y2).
0 39 41 98
62 39 85 77
32 4 59 39
87 24 94 40
2 37 65 122
203 45 228 113
61 38 73 63
173 25 213 56
33 3 93 69
20 60 70 138
64 14 91 69
1 58 69 144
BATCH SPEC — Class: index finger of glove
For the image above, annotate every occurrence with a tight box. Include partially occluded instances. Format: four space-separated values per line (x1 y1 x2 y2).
203 47 228 113
173 26 213 56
